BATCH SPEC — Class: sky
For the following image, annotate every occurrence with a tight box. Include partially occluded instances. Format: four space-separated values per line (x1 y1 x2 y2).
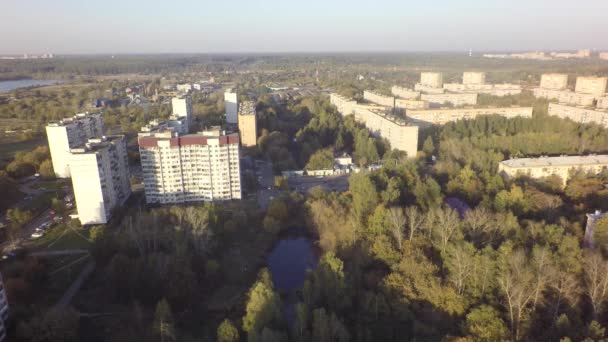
1 0 608 54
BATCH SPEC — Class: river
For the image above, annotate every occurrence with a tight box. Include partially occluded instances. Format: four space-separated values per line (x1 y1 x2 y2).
0 79 61 93
267 228 318 326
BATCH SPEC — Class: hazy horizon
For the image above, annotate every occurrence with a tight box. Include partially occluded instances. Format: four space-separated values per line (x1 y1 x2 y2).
2 0 608 54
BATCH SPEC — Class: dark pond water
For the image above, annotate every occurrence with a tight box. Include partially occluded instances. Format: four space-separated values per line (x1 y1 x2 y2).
0 79 61 93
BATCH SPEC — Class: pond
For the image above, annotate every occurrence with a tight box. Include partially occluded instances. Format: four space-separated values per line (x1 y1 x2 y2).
267 231 319 326
0 79 62 93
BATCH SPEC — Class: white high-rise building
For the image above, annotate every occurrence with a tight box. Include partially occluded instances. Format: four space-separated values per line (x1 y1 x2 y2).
224 91 238 124
46 112 104 178
172 96 193 130
69 136 131 225
138 128 242 204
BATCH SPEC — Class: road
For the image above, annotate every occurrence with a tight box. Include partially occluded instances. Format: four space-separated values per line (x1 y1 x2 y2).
255 159 280 210
54 260 95 310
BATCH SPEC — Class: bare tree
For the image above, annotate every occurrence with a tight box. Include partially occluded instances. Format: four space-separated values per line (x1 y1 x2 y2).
530 246 554 310
387 207 406 249
431 207 462 253
584 251 608 319
404 206 425 241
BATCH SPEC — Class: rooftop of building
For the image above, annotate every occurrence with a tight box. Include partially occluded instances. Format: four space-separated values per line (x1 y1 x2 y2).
500 155 608 168
47 112 102 127
238 101 257 115
138 129 239 148
70 135 124 154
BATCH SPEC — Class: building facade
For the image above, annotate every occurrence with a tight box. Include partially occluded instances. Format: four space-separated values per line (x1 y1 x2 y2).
533 88 597 106
462 72 486 85
224 91 238 124
600 52 608 61
172 96 193 129
548 103 608 128
69 136 131 225
391 86 420 100
138 129 241 204
420 72 443 88
238 100 257 147
575 77 608 96
421 93 478 106
46 112 104 178
498 155 608 185
406 106 533 127
330 93 419 158
540 73 569 90
364 90 428 109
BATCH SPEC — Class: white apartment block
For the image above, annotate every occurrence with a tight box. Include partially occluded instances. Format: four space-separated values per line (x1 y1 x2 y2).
172 96 193 129
499 155 608 185
548 103 608 128
138 129 241 204
420 72 443 88
533 88 597 107
331 94 419 158
540 74 569 90
224 91 238 124
69 136 131 225
46 112 104 178
421 93 478 106
575 77 608 96
363 90 428 109
463 72 486 85
391 86 420 100
406 106 533 127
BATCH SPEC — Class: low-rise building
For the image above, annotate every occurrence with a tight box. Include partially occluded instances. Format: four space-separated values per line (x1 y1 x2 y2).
238 100 257 147
421 93 478 106
498 155 608 185
330 94 419 158
405 106 533 127
391 86 420 100
138 129 241 204
46 112 104 178
69 136 131 225
548 103 608 128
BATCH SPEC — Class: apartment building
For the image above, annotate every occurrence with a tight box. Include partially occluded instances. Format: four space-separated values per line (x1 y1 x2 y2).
600 52 608 61
46 112 104 178
363 90 428 109
238 100 257 147
420 72 443 88
597 97 608 109
69 136 131 225
540 73 569 90
391 86 420 100
463 72 486 85
406 106 533 127
414 83 445 94
330 93 419 158
533 88 596 106
421 93 478 106
498 155 608 185
225 91 239 124
0 272 8 342
548 103 608 128
172 96 193 128
138 129 241 204
140 117 188 136
575 77 608 96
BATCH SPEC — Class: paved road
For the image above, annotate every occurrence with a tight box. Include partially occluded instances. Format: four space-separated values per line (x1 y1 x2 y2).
54 260 95 310
255 159 280 210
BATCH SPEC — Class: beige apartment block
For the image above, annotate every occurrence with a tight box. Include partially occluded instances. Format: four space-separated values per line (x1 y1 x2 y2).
238 101 257 147
540 74 569 90
499 155 608 186
532 88 596 107
414 83 445 94
597 97 608 109
406 106 533 127
575 77 608 96
391 86 420 100
421 93 477 106
443 83 522 96
364 90 428 109
462 72 486 85
420 72 443 88
600 52 608 61
548 103 608 128
330 94 419 158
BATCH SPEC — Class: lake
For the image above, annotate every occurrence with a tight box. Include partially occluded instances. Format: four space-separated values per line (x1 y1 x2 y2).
267 233 319 327
0 79 61 93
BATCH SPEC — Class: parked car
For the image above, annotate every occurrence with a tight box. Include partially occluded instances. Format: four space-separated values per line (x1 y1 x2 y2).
31 231 44 239
53 216 63 223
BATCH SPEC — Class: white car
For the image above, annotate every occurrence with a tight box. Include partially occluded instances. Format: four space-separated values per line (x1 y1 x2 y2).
31 231 44 239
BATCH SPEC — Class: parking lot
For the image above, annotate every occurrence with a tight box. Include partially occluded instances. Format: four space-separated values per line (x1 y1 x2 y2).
288 174 350 193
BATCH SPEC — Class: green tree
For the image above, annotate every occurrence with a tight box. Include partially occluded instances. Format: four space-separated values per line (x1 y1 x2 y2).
153 299 176 342
348 173 378 224
422 135 435 155
217 319 240 342
464 305 509 342
243 269 282 336
305 148 334 170
593 217 608 254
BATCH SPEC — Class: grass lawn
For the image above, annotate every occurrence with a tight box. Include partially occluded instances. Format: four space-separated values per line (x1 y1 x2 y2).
29 224 92 251
0 135 46 166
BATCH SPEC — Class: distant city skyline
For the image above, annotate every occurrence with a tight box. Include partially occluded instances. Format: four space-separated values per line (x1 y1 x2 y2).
1 0 607 54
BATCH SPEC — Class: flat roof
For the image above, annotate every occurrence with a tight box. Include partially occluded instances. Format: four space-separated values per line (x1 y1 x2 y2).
501 155 608 168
